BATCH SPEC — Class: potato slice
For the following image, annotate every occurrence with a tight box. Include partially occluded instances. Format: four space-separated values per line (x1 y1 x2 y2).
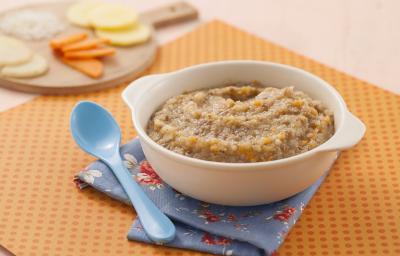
0 54 48 78
88 3 138 30
95 23 151 46
66 0 99 28
0 35 32 66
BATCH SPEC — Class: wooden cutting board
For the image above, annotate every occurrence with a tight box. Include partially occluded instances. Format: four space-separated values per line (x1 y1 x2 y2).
0 1 198 94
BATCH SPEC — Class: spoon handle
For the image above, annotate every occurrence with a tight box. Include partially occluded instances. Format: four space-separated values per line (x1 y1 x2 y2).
106 154 176 243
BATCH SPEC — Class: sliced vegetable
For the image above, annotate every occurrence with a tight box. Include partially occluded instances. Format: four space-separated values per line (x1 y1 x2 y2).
88 3 137 30
61 38 109 52
0 54 48 78
64 47 116 59
95 23 151 46
50 32 88 50
61 57 103 78
66 0 100 28
0 35 32 66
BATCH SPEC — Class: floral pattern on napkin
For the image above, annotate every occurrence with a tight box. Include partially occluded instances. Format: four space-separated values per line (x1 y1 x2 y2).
75 138 334 256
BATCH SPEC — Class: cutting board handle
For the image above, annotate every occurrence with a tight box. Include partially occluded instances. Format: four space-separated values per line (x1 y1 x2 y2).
141 1 198 29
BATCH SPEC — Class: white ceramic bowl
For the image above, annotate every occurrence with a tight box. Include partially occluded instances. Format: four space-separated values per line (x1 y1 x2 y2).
122 61 365 206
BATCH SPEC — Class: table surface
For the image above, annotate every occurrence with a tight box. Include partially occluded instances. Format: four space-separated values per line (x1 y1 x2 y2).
0 0 399 255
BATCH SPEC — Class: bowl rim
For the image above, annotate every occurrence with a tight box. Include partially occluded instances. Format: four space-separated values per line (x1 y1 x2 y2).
129 60 349 169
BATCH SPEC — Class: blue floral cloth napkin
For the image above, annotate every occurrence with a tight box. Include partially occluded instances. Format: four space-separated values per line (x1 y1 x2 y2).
75 138 333 256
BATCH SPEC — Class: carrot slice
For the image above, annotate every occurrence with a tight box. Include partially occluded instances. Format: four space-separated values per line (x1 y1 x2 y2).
50 32 88 50
64 47 116 59
61 57 103 78
61 38 110 52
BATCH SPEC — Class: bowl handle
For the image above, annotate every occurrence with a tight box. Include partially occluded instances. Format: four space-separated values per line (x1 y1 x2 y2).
318 111 366 152
122 74 165 110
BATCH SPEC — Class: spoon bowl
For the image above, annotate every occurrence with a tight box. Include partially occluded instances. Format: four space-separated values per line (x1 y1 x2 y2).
71 101 121 159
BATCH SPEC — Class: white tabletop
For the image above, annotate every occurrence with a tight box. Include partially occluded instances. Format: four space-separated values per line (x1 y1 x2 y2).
0 0 399 254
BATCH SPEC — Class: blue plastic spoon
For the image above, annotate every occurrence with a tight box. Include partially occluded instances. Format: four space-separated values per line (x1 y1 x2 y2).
70 101 176 243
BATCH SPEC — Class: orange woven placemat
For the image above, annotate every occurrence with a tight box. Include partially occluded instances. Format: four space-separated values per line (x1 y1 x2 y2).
0 20 399 256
